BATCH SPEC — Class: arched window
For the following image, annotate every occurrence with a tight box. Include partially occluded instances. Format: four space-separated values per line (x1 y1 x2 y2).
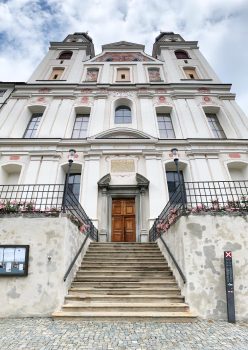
58 51 73 60
175 50 190 59
115 106 132 124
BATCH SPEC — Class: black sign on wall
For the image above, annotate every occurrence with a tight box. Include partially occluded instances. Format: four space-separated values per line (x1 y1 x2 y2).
224 251 236 323
0 245 29 276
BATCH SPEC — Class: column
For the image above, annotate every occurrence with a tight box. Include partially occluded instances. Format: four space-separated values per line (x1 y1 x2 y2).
98 187 108 242
145 155 167 225
139 187 148 242
81 155 100 225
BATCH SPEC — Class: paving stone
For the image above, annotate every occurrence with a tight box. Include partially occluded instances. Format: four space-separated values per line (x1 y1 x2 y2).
0 318 247 350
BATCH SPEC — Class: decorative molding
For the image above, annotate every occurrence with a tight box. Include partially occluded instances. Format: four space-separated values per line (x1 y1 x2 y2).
98 173 111 188
92 127 153 140
136 173 149 189
93 52 153 62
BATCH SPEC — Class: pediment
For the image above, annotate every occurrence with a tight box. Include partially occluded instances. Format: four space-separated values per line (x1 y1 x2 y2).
102 41 145 50
91 128 155 140
98 173 149 189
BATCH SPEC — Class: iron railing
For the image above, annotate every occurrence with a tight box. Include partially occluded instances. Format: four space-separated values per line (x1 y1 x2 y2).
0 183 98 241
64 187 98 241
149 180 248 284
149 180 248 242
0 184 64 212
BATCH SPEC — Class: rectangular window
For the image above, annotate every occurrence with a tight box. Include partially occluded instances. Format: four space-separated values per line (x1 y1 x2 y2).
157 113 175 138
206 113 226 138
23 113 42 138
71 114 89 138
183 67 199 79
85 68 99 82
116 68 130 82
148 68 162 82
49 68 64 80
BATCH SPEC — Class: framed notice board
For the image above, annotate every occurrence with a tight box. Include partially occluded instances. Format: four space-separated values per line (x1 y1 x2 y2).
0 245 29 276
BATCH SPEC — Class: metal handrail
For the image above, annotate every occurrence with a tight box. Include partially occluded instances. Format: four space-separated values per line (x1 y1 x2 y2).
64 231 90 282
160 236 186 284
64 187 98 241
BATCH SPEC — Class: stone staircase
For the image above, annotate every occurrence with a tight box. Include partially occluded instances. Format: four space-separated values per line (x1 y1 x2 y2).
53 243 197 321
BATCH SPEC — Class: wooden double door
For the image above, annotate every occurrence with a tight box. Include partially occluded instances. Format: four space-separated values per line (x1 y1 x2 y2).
111 198 136 242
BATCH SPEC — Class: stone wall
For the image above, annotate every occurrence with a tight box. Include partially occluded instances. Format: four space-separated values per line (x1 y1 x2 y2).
0 215 91 317
157 214 248 320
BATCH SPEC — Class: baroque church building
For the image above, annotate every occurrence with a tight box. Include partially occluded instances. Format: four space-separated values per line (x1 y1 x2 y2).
0 32 247 320
1 32 247 242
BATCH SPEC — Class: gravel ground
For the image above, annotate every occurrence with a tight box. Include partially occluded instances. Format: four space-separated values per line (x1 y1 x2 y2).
0 318 247 350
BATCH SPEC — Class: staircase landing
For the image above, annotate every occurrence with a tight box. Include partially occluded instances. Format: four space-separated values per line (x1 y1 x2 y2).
52 243 197 321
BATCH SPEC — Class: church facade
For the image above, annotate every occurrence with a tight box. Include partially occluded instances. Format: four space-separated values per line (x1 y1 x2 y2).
0 32 247 242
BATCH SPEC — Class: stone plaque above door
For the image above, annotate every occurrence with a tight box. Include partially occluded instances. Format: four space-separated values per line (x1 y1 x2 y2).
111 159 135 173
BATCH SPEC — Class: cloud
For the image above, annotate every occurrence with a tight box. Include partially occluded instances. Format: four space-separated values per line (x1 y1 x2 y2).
0 0 247 114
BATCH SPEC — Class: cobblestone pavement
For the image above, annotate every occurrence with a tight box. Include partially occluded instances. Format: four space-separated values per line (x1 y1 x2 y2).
0 318 247 350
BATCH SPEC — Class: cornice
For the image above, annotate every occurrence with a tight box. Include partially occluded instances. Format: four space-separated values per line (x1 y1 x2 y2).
0 138 247 148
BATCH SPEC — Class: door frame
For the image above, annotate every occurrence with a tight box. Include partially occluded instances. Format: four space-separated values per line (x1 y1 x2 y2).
111 197 136 242
98 173 149 242
109 190 140 242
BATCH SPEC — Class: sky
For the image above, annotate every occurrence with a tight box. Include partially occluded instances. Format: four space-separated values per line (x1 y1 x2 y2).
0 0 248 115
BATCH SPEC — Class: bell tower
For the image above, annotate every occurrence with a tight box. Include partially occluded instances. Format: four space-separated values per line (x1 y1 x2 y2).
28 32 95 83
152 31 220 83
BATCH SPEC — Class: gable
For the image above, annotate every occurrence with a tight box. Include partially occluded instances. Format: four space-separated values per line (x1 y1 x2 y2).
102 41 145 50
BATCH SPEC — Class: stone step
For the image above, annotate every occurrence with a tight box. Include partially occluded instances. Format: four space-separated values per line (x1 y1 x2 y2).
69 287 182 295
79 267 170 271
74 275 175 284
73 275 174 281
52 311 197 322
76 271 172 277
61 302 189 313
85 253 164 258
71 281 177 288
65 294 185 303
87 247 161 254
88 248 161 252
90 243 157 246
83 258 166 262
81 262 168 267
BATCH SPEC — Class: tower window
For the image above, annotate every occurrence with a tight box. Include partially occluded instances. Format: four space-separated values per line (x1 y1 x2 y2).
183 67 199 79
157 113 175 138
205 113 226 138
115 106 132 124
23 113 42 138
71 114 89 138
58 51 73 60
49 68 64 80
116 68 130 82
175 50 190 59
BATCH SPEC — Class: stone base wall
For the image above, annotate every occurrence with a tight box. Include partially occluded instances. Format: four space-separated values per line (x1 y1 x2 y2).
157 214 248 320
0 215 91 317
